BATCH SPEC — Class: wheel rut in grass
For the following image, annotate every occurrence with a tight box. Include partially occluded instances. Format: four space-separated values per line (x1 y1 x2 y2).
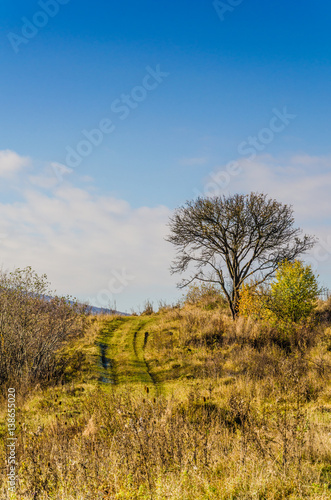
133 330 138 359
141 330 159 391
97 318 127 385
98 341 117 385
143 331 149 349
130 320 156 388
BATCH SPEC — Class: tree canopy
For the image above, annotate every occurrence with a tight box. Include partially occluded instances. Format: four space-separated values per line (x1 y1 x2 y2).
166 192 316 318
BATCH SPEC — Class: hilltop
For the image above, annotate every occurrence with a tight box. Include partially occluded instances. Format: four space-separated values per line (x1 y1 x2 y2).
1 294 331 499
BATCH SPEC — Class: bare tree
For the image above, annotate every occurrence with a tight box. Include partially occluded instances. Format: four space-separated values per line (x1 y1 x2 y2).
166 193 316 319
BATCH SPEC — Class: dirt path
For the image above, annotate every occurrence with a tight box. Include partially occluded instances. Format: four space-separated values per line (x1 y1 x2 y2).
97 317 159 392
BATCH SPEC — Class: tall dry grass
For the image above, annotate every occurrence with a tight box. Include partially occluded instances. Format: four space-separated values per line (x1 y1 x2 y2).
3 364 331 499
1 295 331 499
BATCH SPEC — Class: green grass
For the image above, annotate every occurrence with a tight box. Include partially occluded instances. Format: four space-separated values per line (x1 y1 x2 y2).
98 316 156 388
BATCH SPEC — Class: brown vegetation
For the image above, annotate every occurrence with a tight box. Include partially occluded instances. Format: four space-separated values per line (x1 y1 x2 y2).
0 267 87 392
0 281 331 498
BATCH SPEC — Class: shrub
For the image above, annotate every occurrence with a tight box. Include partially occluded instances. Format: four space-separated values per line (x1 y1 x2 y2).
269 260 321 323
184 283 227 310
141 300 154 315
0 267 86 390
238 281 274 321
315 295 331 324
239 261 321 325
238 264 322 351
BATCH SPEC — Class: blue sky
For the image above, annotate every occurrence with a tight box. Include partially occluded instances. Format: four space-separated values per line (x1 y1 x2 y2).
0 0 331 311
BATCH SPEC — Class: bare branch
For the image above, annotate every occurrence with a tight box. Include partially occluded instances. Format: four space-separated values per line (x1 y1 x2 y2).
166 192 316 319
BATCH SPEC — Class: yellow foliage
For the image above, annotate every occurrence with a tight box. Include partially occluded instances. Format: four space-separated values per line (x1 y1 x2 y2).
238 281 275 322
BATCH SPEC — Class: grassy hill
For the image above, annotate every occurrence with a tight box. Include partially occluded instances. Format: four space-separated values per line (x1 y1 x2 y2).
1 298 331 499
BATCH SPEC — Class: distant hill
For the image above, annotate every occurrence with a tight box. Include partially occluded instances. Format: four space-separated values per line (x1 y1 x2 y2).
42 295 129 316
87 304 129 316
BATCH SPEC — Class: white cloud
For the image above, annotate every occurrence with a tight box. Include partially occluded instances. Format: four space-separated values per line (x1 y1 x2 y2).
1 150 330 310
207 153 331 221
0 165 176 310
0 150 30 178
291 154 331 169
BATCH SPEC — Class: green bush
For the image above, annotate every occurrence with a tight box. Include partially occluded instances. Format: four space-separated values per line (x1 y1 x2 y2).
239 261 321 325
269 260 321 323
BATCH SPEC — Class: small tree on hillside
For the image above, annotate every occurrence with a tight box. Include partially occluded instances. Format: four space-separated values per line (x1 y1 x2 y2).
166 193 316 319
268 260 321 323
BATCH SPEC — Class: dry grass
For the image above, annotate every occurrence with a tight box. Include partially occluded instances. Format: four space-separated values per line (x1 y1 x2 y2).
1 301 331 499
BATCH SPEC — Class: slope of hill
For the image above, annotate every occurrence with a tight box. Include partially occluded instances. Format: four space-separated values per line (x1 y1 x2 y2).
1 301 331 499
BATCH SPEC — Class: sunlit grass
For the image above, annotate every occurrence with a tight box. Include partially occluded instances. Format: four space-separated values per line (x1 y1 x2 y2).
1 299 331 499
